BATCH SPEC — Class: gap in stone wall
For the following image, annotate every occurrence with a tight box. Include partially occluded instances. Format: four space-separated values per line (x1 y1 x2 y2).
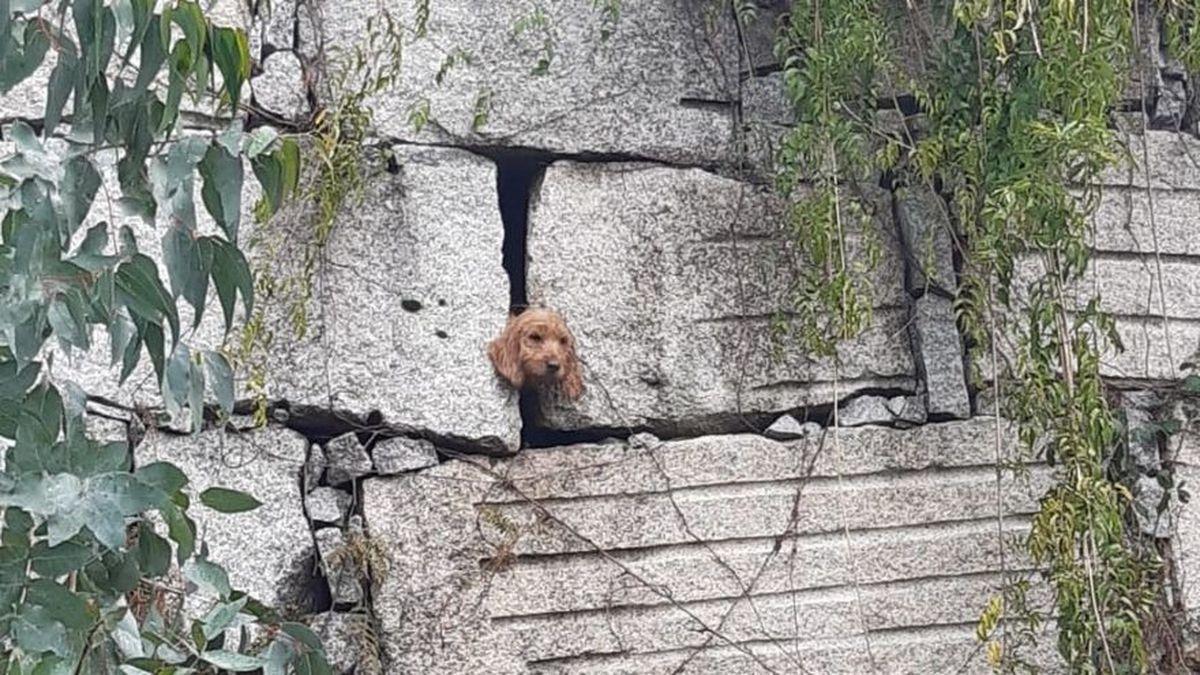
493 150 552 310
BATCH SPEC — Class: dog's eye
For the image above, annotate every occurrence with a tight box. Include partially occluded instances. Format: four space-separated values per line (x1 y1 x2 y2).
529 333 543 342
559 338 568 346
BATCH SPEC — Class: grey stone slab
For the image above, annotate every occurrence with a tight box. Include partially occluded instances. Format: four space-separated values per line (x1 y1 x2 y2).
910 294 971 419
136 426 313 611
264 146 521 452
314 0 744 166
763 413 815 440
362 468 526 673
838 395 893 427
527 162 914 432
1099 130 1200 189
362 421 1047 673
895 186 956 296
253 50 309 121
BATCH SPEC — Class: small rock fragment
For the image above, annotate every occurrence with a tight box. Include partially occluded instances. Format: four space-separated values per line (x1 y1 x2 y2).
764 414 807 440
307 486 351 524
324 433 374 485
837 396 893 427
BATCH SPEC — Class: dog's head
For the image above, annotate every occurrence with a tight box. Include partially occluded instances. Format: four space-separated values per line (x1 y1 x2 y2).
487 308 583 400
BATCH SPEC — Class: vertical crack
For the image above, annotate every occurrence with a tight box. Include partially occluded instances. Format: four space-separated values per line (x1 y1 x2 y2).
495 150 551 310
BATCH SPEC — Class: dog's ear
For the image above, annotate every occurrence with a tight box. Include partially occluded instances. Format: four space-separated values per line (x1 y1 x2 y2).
560 340 584 401
488 319 524 389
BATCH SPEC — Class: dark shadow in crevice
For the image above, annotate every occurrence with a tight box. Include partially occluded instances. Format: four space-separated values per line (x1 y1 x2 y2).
491 148 552 310
520 386 918 449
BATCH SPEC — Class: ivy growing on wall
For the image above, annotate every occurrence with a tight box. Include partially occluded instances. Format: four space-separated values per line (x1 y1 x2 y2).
775 0 1195 671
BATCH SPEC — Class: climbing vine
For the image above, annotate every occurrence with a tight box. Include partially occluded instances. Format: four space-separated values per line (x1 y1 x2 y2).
776 0 1196 671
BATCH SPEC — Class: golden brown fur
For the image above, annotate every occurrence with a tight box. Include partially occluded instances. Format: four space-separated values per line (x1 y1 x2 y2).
487 308 583 400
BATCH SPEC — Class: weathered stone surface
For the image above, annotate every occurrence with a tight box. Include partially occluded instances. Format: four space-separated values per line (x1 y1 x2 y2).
895 186 956 295
315 527 363 605
308 611 379 674
307 486 351 524
253 50 308 121
266 146 520 452
255 0 297 54
363 467 526 673
316 0 745 166
528 162 914 432
372 436 439 474
1091 187 1200 256
910 294 971 419
741 72 793 127
136 426 313 611
323 433 373 485
1100 130 1200 189
366 420 1041 673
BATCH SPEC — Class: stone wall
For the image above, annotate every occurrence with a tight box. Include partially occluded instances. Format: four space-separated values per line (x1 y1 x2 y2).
16 0 1200 672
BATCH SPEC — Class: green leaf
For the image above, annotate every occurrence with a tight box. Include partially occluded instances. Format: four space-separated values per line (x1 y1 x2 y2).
185 557 232 598
61 156 101 238
211 26 250 109
26 578 93 630
244 126 277 158
280 622 324 652
116 254 179 344
134 522 171 577
199 486 262 513
200 650 265 672
171 0 206 68
199 142 244 242
12 606 71 658
204 350 234 416
30 539 94 577
201 597 248 640
163 224 209 325
208 237 253 330
188 354 204 432
44 47 78 137
1183 374 1200 394
0 22 49 95
160 500 194 563
135 461 187 494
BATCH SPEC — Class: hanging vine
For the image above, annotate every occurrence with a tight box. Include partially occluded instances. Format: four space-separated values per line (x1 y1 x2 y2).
775 0 1194 671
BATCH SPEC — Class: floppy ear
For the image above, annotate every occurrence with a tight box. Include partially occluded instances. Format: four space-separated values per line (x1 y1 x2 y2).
488 319 524 389
560 341 584 401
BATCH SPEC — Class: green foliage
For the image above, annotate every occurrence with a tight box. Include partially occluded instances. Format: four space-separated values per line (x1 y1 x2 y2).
0 0 325 671
776 0 1176 671
774 0 890 356
235 10 403 425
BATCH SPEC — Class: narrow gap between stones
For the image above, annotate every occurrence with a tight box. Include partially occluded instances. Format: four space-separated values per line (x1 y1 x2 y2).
296 449 335 614
521 386 920 449
493 149 551 310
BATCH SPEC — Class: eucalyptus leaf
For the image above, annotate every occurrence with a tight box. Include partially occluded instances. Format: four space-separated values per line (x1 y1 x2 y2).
199 486 261 513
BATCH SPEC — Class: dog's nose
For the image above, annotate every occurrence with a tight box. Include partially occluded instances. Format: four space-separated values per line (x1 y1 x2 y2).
546 361 560 372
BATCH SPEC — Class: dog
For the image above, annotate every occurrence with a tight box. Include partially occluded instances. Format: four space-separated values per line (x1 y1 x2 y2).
487 308 583 400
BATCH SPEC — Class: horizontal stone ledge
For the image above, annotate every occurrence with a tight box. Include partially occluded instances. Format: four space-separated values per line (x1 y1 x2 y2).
478 466 1049 557
500 571 1042 663
485 520 1033 617
477 417 1020 503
